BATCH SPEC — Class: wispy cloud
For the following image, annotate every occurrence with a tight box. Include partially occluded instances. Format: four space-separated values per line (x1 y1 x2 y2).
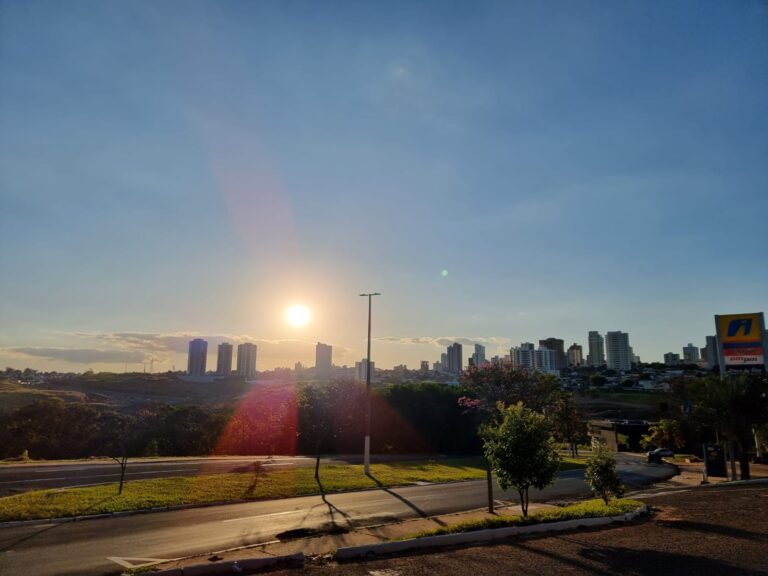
70 332 357 364
3 347 145 364
375 336 512 350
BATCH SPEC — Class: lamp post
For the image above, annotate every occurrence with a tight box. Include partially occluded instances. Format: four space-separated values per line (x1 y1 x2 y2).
360 292 380 475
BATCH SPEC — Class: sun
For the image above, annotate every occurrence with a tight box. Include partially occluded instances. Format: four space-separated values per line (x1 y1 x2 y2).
286 305 311 327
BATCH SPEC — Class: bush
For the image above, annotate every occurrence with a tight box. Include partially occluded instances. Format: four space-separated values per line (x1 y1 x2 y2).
584 444 624 504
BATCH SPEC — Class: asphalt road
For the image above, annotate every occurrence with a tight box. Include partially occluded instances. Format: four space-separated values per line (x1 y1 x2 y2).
0 455 673 576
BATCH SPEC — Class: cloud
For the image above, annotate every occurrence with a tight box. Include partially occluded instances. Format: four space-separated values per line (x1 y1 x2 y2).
3 347 146 364
375 336 512 350
70 332 357 366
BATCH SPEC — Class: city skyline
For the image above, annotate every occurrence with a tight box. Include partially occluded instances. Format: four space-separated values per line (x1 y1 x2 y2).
2 1 767 372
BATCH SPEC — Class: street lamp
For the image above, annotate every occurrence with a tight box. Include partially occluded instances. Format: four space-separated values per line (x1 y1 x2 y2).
360 292 380 475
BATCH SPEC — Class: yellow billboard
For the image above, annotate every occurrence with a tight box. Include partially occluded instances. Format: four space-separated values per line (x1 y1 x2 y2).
715 312 765 367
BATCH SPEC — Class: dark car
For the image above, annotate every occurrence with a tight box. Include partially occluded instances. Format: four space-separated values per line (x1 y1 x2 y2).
647 448 674 463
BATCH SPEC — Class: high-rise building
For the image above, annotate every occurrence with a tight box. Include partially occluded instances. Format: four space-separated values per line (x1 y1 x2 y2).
704 336 718 370
605 331 632 371
420 360 430 372
315 342 332 375
567 343 583 367
664 352 680 366
236 343 257 378
539 338 566 370
510 343 558 374
216 342 233 376
682 343 700 364
440 353 448 372
187 339 208 376
447 342 463 374
355 358 375 382
471 344 486 367
511 342 536 371
587 331 606 367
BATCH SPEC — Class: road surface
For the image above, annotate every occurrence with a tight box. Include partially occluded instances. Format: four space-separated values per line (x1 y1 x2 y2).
0 455 674 576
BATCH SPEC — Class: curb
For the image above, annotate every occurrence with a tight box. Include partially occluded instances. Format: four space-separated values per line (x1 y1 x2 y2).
335 505 650 559
151 553 304 576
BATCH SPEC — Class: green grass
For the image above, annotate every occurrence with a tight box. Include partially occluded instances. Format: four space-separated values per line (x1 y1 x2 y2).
0 456 587 522
407 498 644 538
0 459 484 521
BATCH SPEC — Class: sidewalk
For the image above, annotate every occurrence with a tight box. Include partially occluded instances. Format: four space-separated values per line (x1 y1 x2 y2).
654 458 768 488
149 502 556 573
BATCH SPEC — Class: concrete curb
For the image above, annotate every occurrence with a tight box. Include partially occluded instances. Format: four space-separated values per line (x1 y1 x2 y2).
335 505 651 560
151 553 304 576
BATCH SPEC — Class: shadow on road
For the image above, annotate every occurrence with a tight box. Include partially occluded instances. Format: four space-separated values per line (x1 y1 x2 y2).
655 519 768 542
366 473 446 526
0 523 63 553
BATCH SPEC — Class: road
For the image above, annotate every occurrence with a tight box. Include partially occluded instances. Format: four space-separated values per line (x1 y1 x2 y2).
0 456 315 496
0 455 673 576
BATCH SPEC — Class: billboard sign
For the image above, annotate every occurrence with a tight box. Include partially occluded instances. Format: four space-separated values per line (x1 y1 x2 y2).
714 312 766 367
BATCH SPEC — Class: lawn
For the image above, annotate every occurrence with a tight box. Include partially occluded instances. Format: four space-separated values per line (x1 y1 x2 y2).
0 456 586 522
407 498 645 538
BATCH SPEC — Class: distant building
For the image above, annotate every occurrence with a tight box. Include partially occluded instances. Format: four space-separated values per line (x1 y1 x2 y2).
315 342 332 375
511 343 536 371
664 352 680 366
587 331 606 367
355 358 375 382
187 339 208 376
567 343 583 367
471 344 486 367
440 353 448 372
216 342 233 376
420 360 430 372
236 343 257 378
539 338 566 370
605 331 632 371
510 343 558 374
704 336 718 370
682 343 700 364
447 343 463 374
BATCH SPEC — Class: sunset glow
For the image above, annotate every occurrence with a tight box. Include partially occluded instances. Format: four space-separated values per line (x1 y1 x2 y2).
286 305 311 327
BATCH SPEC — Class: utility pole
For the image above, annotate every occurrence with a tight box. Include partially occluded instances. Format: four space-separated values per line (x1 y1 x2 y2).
360 292 380 475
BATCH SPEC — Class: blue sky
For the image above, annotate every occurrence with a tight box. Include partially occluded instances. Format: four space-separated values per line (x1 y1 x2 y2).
1 0 767 371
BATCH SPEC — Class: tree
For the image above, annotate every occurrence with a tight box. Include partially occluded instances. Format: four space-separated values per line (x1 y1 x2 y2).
481 403 560 517
640 418 685 451
694 373 768 480
585 444 624 504
459 365 560 514
548 393 587 457
297 380 364 484
590 374 607 387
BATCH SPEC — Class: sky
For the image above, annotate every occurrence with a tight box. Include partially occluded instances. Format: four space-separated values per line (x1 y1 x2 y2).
1 0 767 373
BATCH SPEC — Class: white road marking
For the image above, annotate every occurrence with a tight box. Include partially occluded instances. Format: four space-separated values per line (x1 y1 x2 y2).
106 556 170 569
222 510 304 523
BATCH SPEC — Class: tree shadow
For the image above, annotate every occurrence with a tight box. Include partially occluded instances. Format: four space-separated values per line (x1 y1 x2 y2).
242 461 263 498
655 519 767 542
509 538 765 576
313 475 354 531
366 473 446 526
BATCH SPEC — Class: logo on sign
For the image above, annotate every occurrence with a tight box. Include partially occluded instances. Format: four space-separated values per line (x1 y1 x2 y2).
727 318 754 338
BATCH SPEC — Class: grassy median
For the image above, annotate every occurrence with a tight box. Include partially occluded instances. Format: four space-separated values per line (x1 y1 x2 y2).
0 456 585 522
407 498 644 538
